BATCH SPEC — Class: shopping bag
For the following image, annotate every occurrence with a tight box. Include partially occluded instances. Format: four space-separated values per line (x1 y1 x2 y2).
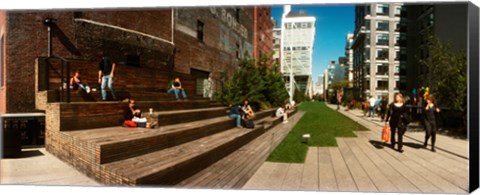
381 124 390 143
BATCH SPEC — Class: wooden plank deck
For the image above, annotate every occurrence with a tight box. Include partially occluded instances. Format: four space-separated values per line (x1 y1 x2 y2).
317 147 338 192
242 104 468 193
177 111 305 189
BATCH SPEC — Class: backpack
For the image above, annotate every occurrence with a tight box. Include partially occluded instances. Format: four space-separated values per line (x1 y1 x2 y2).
242 119 255 129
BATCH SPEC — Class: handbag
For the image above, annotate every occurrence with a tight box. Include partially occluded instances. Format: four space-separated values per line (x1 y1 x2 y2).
401 113 413 126
123 120 137 128
381 124 391 143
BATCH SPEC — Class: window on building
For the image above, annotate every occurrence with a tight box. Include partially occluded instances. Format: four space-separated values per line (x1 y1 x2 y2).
376 48 389 60
376 21 389 31
377 63 389 75
376 4 390 15
394 65 400 75
197 20 204 43
235 8 240 21
236 42 241 59
395 6 402 16
377 33 389 46
365 20 371 30
0 35 3 87
285 23 292 29
377 80 388 90
428 13 434 27
365 49 371 58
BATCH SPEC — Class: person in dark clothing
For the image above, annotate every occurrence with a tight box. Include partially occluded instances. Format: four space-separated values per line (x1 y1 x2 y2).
98 56 116 101
125 99 141 120
379 97 387 121
385 93 407 153
168 77 188 100
228 105 243 128
423 94 441 152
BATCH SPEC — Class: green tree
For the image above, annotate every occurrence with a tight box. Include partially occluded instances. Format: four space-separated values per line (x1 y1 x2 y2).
329 80 349 91
218 56 288 110
420 35 467 112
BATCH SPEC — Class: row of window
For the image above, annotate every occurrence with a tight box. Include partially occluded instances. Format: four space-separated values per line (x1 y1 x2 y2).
365 20 407 32
372 4 404 16
364 48 407 61
284 22 314 29
283 46 311 51
361 79 407 91
365 33 407 46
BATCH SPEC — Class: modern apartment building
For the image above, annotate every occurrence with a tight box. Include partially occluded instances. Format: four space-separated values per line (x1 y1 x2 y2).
345 33 354 86
404 3 468 94
352 3 407 102
280 5 316 98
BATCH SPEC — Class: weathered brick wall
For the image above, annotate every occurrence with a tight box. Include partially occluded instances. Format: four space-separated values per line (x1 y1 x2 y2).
4 10 173 113
254 7 273 61
0 11 6 113
173 7 254 91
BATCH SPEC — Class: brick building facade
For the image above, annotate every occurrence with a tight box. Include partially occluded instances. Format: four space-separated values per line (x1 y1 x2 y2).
253 7 273 63
0 7 258 114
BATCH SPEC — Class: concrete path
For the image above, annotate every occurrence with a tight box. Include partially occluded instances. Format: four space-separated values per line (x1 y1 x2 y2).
0 147 100 186
243 103 468 193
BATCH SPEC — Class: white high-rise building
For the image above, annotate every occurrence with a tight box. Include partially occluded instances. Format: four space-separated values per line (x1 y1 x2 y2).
280 5 316 99
346 33 354 86
352 3 407 102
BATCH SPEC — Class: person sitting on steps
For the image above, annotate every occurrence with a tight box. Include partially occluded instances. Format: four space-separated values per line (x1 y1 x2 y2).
125 99 142 121
228 104 243 128
168 77 188 100
241 99 255 120
123 99 142 128
275 106 289 123
70 70 91 93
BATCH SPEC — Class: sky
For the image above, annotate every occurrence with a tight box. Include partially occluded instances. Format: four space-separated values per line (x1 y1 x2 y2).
271 4 355 83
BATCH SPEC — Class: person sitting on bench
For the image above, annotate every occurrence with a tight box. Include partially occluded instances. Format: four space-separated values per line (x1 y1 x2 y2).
70 70 91 93
125 99 142 120
123 99 142 127
241 99 255 120
275 106 289 123
168 77 188 100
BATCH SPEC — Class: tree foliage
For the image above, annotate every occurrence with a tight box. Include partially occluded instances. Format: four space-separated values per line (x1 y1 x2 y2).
218 55 289 110
420 35 467 112
329 80 350 91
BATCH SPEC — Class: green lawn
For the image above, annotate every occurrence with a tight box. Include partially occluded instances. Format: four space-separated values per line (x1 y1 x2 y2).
267 102 368 163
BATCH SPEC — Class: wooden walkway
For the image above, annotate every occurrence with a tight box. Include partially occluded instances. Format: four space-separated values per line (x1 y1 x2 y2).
243 104 468 193
175 111 305 188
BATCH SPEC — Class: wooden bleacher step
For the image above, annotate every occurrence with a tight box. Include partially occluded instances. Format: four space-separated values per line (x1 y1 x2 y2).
55 100 223 131
64 109 277 164
99 124 268 186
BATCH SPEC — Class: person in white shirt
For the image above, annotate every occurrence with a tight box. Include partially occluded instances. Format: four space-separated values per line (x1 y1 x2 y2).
275 106 288 123
369 96 377 117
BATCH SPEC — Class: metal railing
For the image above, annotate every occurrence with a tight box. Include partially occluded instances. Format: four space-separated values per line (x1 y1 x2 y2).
45 55 71 103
